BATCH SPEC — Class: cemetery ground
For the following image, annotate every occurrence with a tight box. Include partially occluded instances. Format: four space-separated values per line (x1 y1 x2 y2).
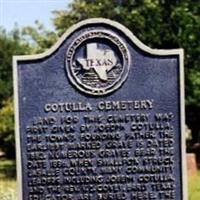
0 160 16 200
0 159 200 200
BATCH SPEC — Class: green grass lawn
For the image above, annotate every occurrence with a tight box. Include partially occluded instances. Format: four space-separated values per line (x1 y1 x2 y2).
1 159 200 200
0 160 16 178
188 171 200 200
0 179 16 200
0 160 16 200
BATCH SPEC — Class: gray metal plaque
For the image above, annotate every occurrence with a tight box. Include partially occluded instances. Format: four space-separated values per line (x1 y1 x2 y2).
14 18 187 200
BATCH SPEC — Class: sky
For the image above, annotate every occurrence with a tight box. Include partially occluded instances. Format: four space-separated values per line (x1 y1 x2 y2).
0 0 72 31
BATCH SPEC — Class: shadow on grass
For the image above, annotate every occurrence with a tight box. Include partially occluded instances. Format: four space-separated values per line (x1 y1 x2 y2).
0 159 16 178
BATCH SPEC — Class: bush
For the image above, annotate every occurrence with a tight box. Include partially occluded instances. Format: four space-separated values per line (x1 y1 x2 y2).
0 98 15 158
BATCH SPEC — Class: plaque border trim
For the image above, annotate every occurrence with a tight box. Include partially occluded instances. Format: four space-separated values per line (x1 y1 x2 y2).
13 18 186 200
13 58 22 200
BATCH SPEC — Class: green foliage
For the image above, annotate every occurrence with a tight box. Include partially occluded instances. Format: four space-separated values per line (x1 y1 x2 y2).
0 98 15 158
0 27 32 102
0 0 199 158
0 27 33 158
187 70 200 106
53 0 200 107
52 0 200 134
0 160 16 178
0 22 57 158
22 21 58 53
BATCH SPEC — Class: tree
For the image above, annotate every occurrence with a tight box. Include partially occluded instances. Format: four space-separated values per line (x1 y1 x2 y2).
0 21 59 157
0 27 32 104
0 98 15 158
22 20 58 53
0 23 58 157
1 0 199 157
0 27 33 158
53 0 200 138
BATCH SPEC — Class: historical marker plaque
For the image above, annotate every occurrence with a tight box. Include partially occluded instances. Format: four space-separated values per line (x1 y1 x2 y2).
14 18 187 200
